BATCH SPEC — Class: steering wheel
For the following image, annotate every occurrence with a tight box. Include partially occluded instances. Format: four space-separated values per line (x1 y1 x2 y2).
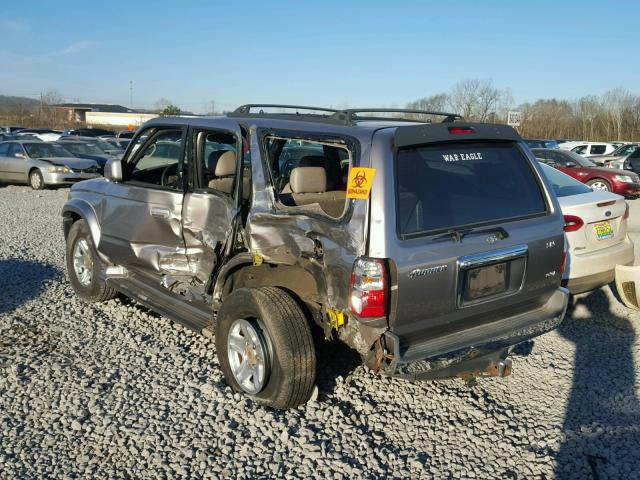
161 163 180 187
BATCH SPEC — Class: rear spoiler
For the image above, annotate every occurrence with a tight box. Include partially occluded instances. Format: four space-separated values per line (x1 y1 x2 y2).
394 123 522 149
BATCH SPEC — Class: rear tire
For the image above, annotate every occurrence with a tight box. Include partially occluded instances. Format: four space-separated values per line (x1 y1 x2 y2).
216 287 316 409
66 219 118 302
29 169 45 190
587 178 611 192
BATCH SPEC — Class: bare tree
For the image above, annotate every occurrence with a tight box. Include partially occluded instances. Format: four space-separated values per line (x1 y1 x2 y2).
603 87 633 141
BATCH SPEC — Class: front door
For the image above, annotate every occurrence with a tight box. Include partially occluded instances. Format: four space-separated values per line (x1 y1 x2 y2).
98 126 189 274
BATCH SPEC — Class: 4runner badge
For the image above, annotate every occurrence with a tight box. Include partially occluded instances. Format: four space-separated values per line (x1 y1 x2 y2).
408 265 448 278
346 167 376 199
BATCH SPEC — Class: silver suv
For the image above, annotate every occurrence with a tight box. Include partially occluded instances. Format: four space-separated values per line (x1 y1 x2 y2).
62 105 569 409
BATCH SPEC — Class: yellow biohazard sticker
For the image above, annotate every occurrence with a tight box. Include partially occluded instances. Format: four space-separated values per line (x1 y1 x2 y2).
346 167 376 199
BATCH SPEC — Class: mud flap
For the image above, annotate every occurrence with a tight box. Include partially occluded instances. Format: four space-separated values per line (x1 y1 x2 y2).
615 264 640 310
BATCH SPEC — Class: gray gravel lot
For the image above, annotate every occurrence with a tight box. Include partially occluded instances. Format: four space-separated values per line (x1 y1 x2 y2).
1 184 640 479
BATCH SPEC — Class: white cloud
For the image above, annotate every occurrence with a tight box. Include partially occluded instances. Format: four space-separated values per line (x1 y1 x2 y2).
50 40 101 57
0 20 28 31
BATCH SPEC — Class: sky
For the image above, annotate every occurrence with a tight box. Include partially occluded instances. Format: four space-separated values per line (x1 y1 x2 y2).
1 0 639 114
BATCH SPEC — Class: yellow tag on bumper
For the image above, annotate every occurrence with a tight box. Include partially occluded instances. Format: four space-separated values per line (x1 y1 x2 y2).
327 309 345 329
346 167 376 199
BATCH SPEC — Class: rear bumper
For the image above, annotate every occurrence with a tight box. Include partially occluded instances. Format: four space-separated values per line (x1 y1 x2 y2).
564 236 634 285
382 287 569 378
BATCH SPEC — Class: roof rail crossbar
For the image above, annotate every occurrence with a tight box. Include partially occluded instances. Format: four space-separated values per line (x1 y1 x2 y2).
231 104 339 115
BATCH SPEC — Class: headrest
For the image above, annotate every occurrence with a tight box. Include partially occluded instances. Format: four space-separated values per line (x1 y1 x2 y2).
214 151 236 176
290 166 327 194
299 155 325 167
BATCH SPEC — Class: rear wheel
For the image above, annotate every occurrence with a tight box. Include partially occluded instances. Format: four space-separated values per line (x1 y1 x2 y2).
216 287 316 409
587 178 611 192
29 169 45 190
66 219 118 302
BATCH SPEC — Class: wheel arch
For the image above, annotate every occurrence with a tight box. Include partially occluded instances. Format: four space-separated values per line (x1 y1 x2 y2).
62 199 106 262
213 255 323 317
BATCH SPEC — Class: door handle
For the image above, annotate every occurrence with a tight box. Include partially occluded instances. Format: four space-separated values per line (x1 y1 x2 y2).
150 207 171 219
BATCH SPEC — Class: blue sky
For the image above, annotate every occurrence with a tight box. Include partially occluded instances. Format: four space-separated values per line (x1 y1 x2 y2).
1 1 638 113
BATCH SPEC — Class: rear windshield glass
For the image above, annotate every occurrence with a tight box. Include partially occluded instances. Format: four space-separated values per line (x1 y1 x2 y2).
538 162 592 197
396 143 547 238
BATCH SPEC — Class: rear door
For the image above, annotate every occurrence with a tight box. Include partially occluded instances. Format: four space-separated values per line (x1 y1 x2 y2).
370 126 564 345
0 142 10 180
98 126 188 274
5 143 28 181
181 126 243 284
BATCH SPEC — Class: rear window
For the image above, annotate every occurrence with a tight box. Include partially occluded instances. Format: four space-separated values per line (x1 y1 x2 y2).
396 143 547 238
538 163 592 197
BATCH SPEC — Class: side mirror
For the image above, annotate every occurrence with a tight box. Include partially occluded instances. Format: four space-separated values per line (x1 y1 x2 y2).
104 158 123 182
565 161 576 168
15 152 26 159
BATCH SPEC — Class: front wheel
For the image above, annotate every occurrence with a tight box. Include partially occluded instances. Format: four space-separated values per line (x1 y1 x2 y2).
66 219 118 302
216 287 316 409
587 178 611 192
29 169 45 190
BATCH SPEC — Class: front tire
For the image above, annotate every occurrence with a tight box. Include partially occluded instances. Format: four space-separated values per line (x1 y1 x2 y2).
216 287 316 409
587 178 611 192
29 169 45 190
66 219 118 302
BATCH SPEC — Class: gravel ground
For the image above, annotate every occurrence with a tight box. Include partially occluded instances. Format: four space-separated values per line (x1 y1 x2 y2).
1 184 639 479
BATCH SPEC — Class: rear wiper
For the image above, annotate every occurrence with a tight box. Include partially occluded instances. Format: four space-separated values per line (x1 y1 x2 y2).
437 226 509 243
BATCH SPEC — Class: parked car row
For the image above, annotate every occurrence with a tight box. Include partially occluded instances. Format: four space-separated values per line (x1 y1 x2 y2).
0 131 130 188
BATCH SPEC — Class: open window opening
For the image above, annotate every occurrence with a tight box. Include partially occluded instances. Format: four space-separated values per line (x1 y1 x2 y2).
264 135 351 219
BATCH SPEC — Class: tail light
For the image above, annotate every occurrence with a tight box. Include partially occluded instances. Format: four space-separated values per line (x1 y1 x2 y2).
350 257 388 318
624 202 630 220
563 214 584 232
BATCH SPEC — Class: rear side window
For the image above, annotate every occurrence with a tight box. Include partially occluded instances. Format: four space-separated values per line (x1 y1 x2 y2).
590 145 606 155
538 163 592 197
396 143 547 238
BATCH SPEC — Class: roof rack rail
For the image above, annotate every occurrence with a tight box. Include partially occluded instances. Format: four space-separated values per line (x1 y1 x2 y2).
227 104 463 125
230 104 339 115
331 108 463 124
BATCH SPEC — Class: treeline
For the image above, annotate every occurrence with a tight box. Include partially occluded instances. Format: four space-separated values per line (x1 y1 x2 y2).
406 80 640 141
0 90 72 128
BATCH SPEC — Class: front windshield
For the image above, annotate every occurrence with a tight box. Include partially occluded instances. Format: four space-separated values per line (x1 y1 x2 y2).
613 144 637 156
566 150 596 167
65 143 105 155
24 143 74 158
94 139 114 151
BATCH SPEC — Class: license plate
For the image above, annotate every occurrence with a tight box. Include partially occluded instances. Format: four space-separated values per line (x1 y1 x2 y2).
466 262 507 300
594 220 614 240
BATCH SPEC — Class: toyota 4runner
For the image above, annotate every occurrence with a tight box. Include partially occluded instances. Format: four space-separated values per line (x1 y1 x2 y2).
62 105 569 409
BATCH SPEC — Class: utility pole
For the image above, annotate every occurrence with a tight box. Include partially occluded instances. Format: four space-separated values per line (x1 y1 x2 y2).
129 81 133 109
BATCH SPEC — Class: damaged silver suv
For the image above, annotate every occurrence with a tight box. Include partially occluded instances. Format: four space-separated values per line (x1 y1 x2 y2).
62 105 569 409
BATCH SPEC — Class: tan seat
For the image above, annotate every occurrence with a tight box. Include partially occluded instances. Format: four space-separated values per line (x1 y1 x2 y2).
280 166 346 218
208 151 236 194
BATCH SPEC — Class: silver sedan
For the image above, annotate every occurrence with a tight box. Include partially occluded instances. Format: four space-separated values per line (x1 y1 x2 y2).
0 140 100 190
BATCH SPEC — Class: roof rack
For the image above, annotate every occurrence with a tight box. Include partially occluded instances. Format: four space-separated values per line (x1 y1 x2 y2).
228 104 463 125
332 108 463 124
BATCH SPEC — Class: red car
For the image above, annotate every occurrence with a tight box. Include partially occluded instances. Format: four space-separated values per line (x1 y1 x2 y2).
532 148 640 198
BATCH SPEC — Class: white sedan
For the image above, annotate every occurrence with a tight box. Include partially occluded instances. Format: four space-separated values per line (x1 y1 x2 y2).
540 163 635 293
